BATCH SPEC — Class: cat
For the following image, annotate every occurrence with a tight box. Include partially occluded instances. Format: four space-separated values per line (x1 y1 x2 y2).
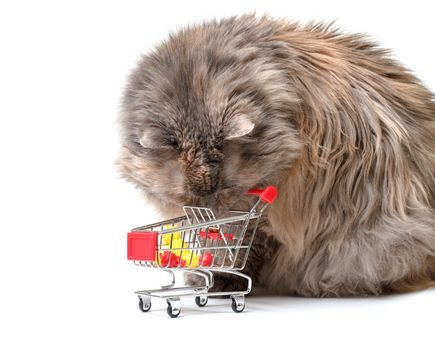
117 14 435 296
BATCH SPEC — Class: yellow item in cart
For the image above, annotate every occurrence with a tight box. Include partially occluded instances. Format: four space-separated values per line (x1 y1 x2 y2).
164 234 199 267
170 238 195 263
180 248 193 264
171 238 184 249
189 253 199 268
162 223 181 246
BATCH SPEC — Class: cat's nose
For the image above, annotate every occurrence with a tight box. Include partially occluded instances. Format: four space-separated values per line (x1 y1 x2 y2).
188 180 218 197
186 164 219 197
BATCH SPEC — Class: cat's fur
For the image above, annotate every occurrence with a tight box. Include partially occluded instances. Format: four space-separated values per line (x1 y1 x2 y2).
117 14 435 296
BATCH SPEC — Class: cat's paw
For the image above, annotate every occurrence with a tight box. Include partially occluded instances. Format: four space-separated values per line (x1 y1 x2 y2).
184 272 249 297
184 272 205 287
210 274 249 294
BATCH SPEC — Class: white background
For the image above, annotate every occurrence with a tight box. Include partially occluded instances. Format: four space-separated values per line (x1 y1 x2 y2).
0 1 434 349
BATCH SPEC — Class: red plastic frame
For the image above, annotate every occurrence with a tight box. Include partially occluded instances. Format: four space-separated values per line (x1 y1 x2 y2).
127 231 157 261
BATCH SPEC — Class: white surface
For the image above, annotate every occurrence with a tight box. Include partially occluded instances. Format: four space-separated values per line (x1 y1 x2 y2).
0 1 434 349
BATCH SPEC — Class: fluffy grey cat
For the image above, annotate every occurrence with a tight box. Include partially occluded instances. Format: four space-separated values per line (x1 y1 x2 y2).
117 14 435 296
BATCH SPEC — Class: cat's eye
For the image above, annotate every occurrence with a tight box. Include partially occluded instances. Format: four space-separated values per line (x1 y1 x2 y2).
139 128 178 150
165 136 178 148
208 159 221 168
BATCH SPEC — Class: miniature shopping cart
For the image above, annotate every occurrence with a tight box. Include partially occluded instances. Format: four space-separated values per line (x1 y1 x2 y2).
127 186 278 317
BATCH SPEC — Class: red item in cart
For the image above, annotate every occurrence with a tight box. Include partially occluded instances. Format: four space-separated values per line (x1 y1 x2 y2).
199 252 213 266
199 230 234 240
159 251 186 267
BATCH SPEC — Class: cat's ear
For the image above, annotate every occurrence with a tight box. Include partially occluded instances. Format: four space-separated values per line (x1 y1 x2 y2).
225 114 255 140
139 128 172 149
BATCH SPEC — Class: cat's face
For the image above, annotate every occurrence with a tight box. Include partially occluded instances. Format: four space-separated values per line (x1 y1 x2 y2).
118 26 301 211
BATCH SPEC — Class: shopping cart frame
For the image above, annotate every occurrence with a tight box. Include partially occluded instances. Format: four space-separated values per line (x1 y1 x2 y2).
127 186 277 317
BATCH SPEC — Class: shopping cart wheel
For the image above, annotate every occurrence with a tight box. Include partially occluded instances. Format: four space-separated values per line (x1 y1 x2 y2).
231 295 245 313
166 299 181 318
195 296 208 307
138 296 151 312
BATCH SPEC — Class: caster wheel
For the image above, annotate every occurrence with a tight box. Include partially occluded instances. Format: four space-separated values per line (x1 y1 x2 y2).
166 300 181 318
195 296 208 307
231 295 245 313
138 297 151 312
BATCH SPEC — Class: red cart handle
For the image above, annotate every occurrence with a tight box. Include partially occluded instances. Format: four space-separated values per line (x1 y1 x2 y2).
247 186 278 204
